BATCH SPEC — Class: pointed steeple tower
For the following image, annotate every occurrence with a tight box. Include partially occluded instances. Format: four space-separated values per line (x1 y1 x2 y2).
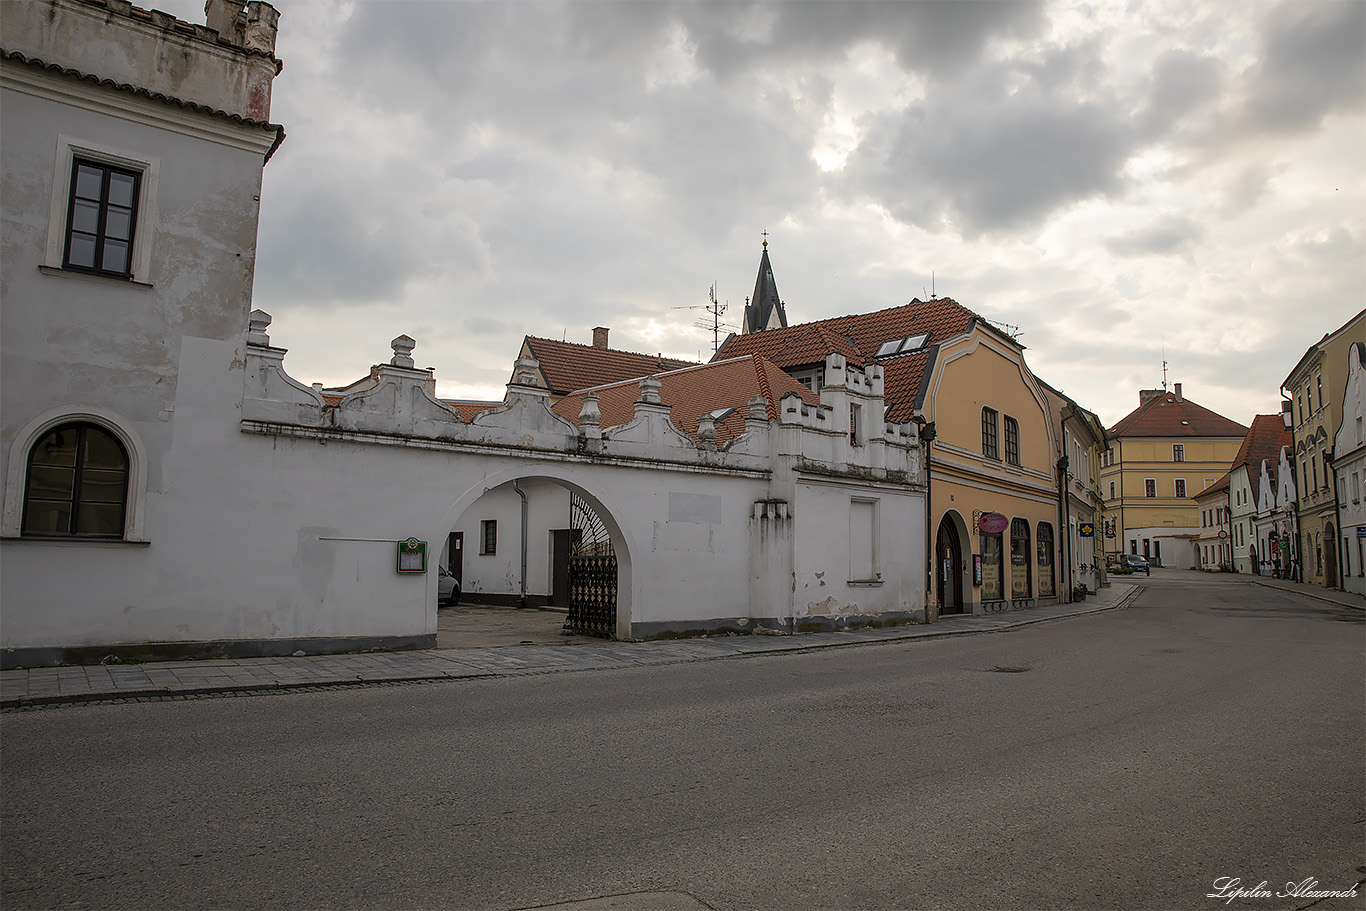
741 236 789 334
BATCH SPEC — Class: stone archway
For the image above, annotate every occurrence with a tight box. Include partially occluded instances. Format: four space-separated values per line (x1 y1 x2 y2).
435 466 637 641
935 510 971 615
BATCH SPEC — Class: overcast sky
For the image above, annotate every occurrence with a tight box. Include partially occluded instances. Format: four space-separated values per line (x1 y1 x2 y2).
171 0 1363 428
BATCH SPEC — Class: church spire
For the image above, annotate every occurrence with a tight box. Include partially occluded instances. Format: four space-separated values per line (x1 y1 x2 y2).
741 233 788 334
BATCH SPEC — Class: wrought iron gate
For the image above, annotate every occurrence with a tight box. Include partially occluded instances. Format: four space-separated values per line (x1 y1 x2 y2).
564 493 617 637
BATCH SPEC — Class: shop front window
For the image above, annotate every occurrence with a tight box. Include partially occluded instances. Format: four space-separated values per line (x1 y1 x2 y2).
980 532 1004 600
1010 518 1032 598
1037 522 1055 597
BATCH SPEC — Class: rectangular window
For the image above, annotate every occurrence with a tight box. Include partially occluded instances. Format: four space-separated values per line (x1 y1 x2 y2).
849 498 877 580
1145 478 1156 497
1173 444 1184 462
480 519 497 555
1003 416 1020 466
850 404 862 446
1316 375 1322 410
1175 479 1186 498
1109 481 1115 499
64 159 140 277
982 408 999 460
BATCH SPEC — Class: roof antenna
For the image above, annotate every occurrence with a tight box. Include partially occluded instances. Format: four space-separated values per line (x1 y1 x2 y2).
1161 343 1168 391
931 271 936 300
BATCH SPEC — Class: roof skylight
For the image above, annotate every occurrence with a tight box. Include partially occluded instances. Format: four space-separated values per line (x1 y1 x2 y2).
876 333 929 358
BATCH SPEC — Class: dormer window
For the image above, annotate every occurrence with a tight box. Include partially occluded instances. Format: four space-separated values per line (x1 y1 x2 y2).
874 333 929 358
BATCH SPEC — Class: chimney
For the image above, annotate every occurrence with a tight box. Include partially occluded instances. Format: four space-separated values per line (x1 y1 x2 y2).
1139 389 1164 406
592 327 609 349
1173 383 1183 402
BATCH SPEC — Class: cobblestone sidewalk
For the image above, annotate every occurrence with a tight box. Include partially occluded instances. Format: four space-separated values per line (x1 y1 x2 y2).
2 584 1143 709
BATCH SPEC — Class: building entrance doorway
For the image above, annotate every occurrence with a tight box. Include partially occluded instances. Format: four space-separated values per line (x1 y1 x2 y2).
936 515 964 615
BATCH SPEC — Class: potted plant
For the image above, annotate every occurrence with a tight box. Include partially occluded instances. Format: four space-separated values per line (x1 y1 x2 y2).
1072 583 1089 601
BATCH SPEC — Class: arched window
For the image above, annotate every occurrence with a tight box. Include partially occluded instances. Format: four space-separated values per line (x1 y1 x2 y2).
22 422 128 537
1010 518 1032 599
1036 522 1055 597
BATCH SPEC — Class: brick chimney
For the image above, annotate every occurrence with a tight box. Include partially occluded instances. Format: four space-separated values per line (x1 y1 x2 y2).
1139 389 1165 406
592 327 609 349
1173 382 1183 402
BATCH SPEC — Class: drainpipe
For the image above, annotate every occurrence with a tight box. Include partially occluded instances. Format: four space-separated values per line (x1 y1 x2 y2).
1058 454 1072 599
512 479 528 607
916 418 936 621
1280 389 1302 582
1328 446 1345 590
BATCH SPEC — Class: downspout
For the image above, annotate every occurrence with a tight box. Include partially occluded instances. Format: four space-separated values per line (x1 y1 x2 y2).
1329 446 1345 590
512 479 528 607
917 419 937 621
1058 454 1072 598
1280 387 1302 582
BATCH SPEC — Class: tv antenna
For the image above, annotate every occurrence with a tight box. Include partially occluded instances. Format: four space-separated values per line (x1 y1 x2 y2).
672 282 736 355
985 318 1022 341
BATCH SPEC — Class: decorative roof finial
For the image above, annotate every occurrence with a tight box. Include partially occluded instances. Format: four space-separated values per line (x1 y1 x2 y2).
761 229 769 249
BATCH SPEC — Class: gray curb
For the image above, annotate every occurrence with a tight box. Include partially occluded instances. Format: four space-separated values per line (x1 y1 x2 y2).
2 594 1140 710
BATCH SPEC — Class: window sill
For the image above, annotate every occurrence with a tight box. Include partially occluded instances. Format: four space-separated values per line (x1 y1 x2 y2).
847 579 883 587
39 265 152 289
1 535 149 546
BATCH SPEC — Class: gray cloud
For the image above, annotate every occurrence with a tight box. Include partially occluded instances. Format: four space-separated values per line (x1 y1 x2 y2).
1240 1 1366 136
846 62 1138 236
1104 216 1204 258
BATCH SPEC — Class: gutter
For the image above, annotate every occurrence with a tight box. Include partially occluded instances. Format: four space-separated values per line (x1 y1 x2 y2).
512 479 528 607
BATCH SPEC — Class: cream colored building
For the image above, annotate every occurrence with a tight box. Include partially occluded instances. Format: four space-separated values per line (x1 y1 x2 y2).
1283 308 1365 589
1100 385 1249 568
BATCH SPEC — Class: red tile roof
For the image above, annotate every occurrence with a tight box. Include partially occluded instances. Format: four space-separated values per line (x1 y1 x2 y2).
1232 414 1292 495
1107 391 1249 439
444 401 500 422
523 337 697 396
713 297 981 411
552 355 820 446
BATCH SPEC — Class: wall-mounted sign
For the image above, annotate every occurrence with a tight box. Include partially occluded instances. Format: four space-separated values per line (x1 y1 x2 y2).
1079 522 1095 537
978 512 1008 534
973 554 983 585
1358 526 1365 539
397 537 427 573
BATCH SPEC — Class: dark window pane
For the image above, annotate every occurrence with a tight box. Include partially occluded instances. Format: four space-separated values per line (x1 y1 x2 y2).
23 501 72 535
101 240 130 273
68 234 97 268
83 428 126 469
81 468 127 504
104 207 132 241
74 164 103 200
32 429 79 467
77 502 123 536
108 172 136 207
72 198 100 234
28 466 75 499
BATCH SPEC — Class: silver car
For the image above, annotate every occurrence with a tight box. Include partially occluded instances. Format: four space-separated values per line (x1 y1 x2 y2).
438 567 461 606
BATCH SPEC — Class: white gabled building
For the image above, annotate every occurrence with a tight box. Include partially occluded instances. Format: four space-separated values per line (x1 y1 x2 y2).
1332 341 1366 595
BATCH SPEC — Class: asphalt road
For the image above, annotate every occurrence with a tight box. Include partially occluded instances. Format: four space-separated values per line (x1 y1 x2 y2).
3 576 1363 911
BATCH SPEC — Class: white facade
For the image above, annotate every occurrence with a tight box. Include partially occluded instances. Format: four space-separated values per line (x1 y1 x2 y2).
1333 342 1366 595
1 0 929 667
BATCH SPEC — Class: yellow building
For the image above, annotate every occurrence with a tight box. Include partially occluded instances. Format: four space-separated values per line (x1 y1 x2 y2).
1282 308 1366 588
1100 384 1249 568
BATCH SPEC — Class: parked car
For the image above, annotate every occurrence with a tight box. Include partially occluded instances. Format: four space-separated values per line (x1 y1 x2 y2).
438 567 461 606
1122 554 1150 575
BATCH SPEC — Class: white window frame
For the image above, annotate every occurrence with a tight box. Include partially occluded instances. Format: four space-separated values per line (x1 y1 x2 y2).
44 135 160 285
3 405 149 541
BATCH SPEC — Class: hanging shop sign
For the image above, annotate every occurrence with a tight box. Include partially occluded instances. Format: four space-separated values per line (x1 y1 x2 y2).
1079 522 1095 537
978 512 1009 534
